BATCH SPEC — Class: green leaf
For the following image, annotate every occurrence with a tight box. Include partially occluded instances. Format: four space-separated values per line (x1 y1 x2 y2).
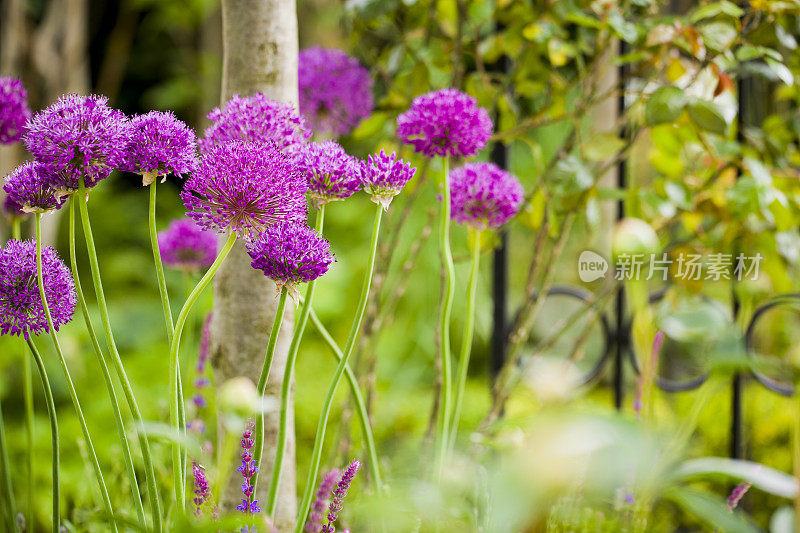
658 300 729 343
674 457 798 499
687 98 728 135
607 11 638 42
584 133 626 161
664 487 759 533
689 1 744 23
700 21 737 51
766 58 794 86
645 87 687 125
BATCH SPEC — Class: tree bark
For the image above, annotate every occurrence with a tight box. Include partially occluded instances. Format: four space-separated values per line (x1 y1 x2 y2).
212 1 299 529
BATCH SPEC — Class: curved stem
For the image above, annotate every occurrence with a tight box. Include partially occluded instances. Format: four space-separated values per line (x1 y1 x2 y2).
295 203 383 532
265 206 326 517
68 201 147 529
25 336 59 533
75 184 163 532
449 228 481 450
0 394 16 531
169 232 237 513
252 286 289 494
35 214 116 531
436 156 455 474
307 307 382 491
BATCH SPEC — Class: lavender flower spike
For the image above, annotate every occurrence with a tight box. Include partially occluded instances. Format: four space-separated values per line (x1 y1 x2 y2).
236 419 261 516
158 218 217 272
0 77 31 144
305 469 341 533
24 94 130 193
359 150 416 209
191 461 211 515
3 161 65 213
449 162 523 230
181 141 307 235
397 88 493 158
201 93 310 153
121 111 198 185
247 222 335 296
322 460 361 533
298 47 373 137
0 239 76 339
297 141 361 208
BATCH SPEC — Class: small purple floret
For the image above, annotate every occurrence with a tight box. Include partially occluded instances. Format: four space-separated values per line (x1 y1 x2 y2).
297 141 361 207
0 77 31 144
247 222 335 289
0 239 76 339
298 47 373 137
3 161 65 213
359 150 416 209
121 111 198 183
158 218 217 271
397 88 493 158
449 162 523 229
24 94 130 192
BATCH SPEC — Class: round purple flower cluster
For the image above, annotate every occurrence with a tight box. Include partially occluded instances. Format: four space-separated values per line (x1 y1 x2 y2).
297 141 361 207
449 162 523 230
0 239 76 339
2 196 26 221
158 218 217 271
359 150 416 209
200 93 310 153
298 47 373 137
121 111 198 184
397 88 493 158
181 141 307 234
3 161 65 213
0 77 31 144
247 222 334 289
24 94 130 192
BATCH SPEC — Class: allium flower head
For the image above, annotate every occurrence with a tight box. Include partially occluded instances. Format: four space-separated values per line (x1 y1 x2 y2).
298 47 373 137
2 196 26 222
24 94 130 192
247 222 334 293
0 239 76 339
4 161 65 213
449 162 523 230
359 150 416 209
181 141 307 234
397 88 493 158
122 111 198 185
0 77 31 144
158 218 217 271
298 141 361 207
201 93 310 153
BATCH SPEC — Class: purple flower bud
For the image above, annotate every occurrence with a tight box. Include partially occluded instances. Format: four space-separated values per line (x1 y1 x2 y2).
0 77 31 144
449 162 523 230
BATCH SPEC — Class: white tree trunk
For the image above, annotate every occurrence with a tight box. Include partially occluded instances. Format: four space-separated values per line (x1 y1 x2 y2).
212 1 299 529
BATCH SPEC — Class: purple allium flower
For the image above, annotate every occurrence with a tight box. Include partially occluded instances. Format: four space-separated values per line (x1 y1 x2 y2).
247 222 335 292
322 459 361 533
200 93 310 153
24 94 130 193
297 141 361 208
0 77 31 144
0 239 76 339
726 481 751 511
121 111 198 185
182 141 307 235
396 88 493 158
359 150 416 209
3 161 65 213
158 218 217 271
298 47 373 137
236 419 261 516
192 461 211 515
2 195 27 222
449 162 523 230
306 469 341 533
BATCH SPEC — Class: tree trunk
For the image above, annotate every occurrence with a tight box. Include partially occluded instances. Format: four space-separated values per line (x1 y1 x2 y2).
212 1 299 529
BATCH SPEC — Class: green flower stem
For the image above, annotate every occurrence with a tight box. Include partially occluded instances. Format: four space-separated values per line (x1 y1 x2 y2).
68 201 147 529
265 206 326 517
34 214 116 531
169 232 237 513
307 307 382 491
25 336 59 533
75 183 163 532
436 156 455 475
0 391 16 531
252 286 289 494
295 203 383 532
449 228 481 450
